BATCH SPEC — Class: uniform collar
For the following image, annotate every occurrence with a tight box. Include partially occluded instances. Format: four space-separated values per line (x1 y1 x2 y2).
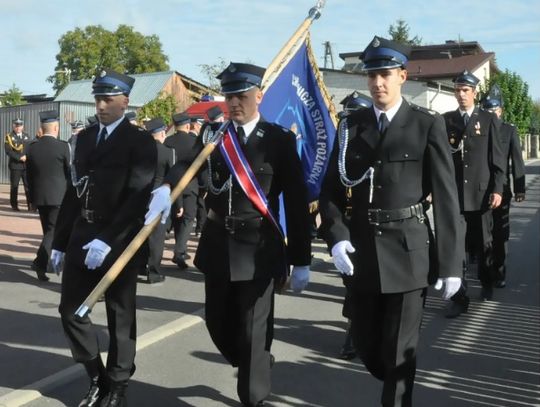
373 97 403 123
233 113 260 139
458 106 475 117
99 115 125 137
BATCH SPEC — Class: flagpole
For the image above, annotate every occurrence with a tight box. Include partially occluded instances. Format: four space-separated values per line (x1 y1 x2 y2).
74 122 230 318
261 0 326 91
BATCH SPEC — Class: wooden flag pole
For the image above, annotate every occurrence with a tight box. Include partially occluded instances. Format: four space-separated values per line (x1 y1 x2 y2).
75 1 328 319
75 125 228 318
262 0 326 91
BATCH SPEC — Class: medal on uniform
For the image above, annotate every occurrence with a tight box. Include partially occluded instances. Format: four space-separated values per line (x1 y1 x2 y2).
475 121 481 135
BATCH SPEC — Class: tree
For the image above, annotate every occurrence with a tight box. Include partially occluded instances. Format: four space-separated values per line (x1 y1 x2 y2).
48 25 169 95
198 58 229 93
388 19 422 46
0 84 26 107
480 70 533 137
530 99 540 135
138 92 178 126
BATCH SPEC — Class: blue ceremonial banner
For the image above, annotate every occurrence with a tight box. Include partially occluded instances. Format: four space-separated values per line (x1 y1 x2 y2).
260 40 336 203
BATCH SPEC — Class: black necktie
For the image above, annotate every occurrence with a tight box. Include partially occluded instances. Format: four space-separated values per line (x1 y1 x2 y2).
379 113 389 135
237 126 246 144
463 113 470 126
96 127 108 147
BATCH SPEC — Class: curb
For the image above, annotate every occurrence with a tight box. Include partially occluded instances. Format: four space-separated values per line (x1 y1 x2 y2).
0 309 205 407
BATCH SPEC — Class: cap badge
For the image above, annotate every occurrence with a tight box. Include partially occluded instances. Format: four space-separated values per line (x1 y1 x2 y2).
100 70 107 78
228 64 237 73
372 38 380 47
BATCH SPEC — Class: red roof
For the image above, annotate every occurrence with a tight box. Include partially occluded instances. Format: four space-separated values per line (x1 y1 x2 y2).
407 53 495 80
185 101 229 120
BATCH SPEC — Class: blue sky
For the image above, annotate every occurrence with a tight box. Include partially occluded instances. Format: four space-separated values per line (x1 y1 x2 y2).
2 0 540 101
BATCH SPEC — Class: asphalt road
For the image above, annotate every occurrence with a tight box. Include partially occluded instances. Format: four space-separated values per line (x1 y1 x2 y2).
0 160 539 407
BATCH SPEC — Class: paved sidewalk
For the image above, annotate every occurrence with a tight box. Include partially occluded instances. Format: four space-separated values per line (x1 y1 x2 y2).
0 159 539 407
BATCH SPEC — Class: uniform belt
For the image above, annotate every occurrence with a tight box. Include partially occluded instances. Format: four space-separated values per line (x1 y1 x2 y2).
81 209 109 224
367 201 429 225
207 209 264 234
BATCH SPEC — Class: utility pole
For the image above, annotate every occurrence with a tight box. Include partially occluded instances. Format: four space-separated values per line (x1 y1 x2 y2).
323 41 335 69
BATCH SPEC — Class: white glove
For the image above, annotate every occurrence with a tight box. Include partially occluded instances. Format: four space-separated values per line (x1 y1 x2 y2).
434 277 462 300
50 249 65 275
82 239 111 270
331 240 355 276
145 185 172 225
290 265 310 293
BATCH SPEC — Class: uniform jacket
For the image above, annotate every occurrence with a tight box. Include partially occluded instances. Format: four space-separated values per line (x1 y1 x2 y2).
443 108 505 211
166 119 312 282
164 131 205 194
4 131 31 170
25 135 70 206
320 100 463 294
498 121 526 195
52 118 157 270
153 141 175 189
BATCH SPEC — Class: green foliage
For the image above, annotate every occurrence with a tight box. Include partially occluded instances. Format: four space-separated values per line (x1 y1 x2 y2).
48 25 169 95
480 70 534 136
530 100 540 134
0 84 26 107
388 19 422 46
198 58 229 92
138 92 178 126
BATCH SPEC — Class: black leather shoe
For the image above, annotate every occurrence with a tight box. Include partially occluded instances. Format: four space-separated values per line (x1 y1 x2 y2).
494 279 506 288
80 358 109 407
480 286 493 301
31 262 49 282
100 382 127 407
172 257 189 270
79 379 106 407
146 270 165 284
445 297 470 318
338 346 356 360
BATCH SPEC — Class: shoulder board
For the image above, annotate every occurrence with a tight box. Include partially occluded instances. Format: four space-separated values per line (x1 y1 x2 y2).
411 104 437 116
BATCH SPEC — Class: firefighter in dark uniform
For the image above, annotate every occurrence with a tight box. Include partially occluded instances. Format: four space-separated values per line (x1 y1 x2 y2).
189 115 209 236
319 37 463 407
4 117 31 211
143 118 174 284
443 71 505 318
25 110 70 281
335 90 373 361
68 120 85 144
163 112 203 269
50 69 157 407
146 62 312 407
482 86 526 288
125 111 138 126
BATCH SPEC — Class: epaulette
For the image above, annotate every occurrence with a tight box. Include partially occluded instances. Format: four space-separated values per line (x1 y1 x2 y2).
411 104 437 116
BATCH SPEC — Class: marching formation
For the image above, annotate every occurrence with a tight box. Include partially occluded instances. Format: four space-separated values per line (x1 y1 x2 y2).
3 35 527 407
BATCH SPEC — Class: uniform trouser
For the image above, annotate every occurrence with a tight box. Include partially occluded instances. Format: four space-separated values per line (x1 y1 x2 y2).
59 260 139 382
172 190 197 258
147 219 167 272
205 276 274 406
195 192 207 232
349 288 425 407
9 168 29 209
34 205 60 269
492 191 512 281
453 210 495 301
